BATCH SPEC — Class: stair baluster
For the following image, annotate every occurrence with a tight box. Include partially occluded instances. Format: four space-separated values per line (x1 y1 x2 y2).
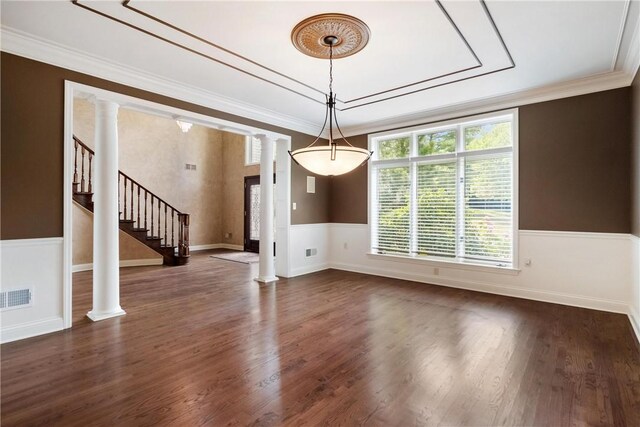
150 196 154 237
87 153 93 193
144 190 148 231
80 146 86 192
171 210 175 247
137 186 141 227
124 177 128 220
73 139 79 189
164 204 168 245
157 200 161 242
130 179 134 221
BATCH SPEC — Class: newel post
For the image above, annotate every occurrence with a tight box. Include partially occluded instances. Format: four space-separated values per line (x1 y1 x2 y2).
178 213 190 259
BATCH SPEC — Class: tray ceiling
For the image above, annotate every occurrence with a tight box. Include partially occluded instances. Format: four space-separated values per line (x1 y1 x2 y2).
1 1 638 136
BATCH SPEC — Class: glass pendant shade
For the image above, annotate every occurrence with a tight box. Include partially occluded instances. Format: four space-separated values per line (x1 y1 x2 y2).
290 144 371 176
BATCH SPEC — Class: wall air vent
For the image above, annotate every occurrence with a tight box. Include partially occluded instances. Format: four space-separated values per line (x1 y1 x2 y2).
305 248 318 257
0 289 32 311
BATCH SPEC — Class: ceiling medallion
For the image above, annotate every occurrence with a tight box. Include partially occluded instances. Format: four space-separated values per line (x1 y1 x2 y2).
291 13 370 59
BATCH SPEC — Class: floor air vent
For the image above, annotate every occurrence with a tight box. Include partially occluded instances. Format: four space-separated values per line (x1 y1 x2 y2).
0 289 32 310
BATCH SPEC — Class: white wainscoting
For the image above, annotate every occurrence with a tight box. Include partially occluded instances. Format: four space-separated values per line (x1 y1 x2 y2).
1 238 65 343
327 224 632 315
289 224 330 277
631 235 640 342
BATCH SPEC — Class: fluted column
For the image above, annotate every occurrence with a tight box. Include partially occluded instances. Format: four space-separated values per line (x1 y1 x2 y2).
88 99 125 321
255 134 278 284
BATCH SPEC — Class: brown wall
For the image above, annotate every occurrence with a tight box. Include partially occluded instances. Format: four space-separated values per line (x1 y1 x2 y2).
633 71 640 237
331 87 632 233
1 53 329 240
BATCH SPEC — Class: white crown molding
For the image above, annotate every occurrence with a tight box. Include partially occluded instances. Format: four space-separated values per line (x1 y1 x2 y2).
2 17 638 140
341 70 634 137
0 26 322 137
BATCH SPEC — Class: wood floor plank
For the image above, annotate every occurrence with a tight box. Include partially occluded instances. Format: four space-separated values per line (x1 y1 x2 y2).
1 250 639 426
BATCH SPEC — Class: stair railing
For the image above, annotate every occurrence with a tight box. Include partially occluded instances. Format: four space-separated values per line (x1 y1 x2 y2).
73 135 190 259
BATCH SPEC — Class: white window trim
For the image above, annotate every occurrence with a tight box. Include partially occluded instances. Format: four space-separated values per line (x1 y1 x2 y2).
367 108 519 273
245 135 277 166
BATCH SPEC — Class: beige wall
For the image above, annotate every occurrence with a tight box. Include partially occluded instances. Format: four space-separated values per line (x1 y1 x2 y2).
73 98 265 263
73 203 161 265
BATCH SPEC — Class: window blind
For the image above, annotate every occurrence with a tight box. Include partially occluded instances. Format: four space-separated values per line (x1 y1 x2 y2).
416 162 457 257
463 155 512 263
374 166 411 254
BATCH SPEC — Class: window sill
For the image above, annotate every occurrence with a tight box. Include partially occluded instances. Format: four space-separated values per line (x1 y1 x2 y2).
366 252 521 276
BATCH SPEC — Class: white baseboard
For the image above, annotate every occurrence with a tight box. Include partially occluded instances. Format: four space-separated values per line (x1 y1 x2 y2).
290 262 330 277
1 316 64 344
72 258 163 272
330 261 630 314
190 243 244 252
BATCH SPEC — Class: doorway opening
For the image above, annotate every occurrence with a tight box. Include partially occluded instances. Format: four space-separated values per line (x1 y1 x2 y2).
63 81 292 329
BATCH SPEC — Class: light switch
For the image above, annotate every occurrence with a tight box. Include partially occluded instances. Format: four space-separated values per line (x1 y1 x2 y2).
292 202 297 210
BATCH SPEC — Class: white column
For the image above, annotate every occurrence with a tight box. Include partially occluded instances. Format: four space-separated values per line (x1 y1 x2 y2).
88 99 125 321
255 134 278 284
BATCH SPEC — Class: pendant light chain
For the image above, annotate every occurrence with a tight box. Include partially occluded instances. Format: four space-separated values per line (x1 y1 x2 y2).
329 43 333 95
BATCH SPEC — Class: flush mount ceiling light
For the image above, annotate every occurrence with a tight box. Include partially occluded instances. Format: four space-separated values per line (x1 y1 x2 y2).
289 13 373 177
176 120 193 133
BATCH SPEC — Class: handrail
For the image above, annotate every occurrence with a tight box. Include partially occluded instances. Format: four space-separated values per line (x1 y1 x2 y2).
73 135 183 214
73 135 94 154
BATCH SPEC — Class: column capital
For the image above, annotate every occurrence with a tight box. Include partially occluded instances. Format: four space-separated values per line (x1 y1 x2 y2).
92 98 120 119
254 133 274 143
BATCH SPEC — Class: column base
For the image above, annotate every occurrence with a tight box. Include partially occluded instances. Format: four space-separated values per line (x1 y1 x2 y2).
87 308 126 322
254 276 279 284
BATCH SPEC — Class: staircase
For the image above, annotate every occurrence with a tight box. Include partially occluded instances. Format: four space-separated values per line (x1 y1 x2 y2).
72 135 190 266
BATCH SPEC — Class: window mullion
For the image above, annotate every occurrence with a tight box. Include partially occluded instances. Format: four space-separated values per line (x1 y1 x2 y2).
410 133 418 256
456 125 465 259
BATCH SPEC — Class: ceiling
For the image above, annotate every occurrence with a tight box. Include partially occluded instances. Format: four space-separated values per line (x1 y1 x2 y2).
1 1 639 136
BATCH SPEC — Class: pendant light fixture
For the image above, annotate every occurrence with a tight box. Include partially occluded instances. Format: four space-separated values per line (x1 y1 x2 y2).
289 14 373 177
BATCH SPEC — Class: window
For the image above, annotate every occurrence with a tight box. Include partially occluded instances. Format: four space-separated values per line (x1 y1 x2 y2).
245 136 277 165
369 111 517 268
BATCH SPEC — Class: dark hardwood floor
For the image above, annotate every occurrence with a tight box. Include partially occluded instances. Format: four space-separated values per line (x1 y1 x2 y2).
2 250 639 426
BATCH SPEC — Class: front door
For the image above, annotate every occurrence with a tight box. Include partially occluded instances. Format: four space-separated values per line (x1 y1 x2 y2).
244 175 276 253
244 176 261 252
